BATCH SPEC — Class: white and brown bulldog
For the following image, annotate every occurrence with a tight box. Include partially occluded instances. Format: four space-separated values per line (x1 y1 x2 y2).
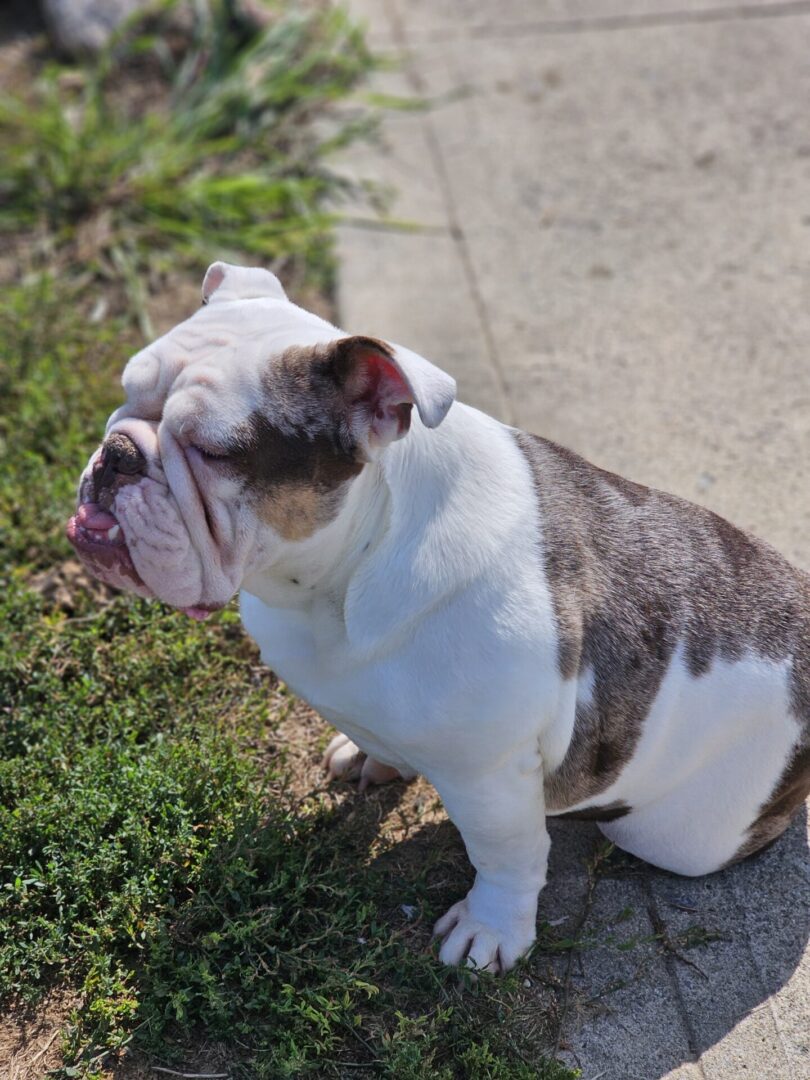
68 262 810 974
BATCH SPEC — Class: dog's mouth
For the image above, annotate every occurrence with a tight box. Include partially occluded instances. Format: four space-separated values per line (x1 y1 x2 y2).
66 502 221 620
66 502 153 596
69 503 126 549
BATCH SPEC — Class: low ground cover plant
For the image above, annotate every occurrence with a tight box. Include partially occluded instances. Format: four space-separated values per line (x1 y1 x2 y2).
0 3 578 1077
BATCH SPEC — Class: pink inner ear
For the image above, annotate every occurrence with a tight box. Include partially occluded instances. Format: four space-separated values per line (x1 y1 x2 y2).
202 264 226 303
352 350 414 442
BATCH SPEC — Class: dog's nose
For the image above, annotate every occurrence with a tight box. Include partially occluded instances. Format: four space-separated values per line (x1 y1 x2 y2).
91 433 146 503
103 433 145 475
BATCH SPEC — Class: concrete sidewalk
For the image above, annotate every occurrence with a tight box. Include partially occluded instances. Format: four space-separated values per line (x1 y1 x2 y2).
337 1 810 1077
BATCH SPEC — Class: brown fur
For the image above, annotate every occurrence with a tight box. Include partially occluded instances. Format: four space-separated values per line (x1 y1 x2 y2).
218 343 368 541
514 432 810 855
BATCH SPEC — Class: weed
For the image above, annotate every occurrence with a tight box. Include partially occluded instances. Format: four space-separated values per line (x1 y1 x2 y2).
0 1 375 331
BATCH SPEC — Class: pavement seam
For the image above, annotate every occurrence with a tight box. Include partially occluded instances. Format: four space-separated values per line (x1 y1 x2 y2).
395 1 810 42
385 0 516 425
642 876 709 1078
339 218 453 238
551 852 601 1062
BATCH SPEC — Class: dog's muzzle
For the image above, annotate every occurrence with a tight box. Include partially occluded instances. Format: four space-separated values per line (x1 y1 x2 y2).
66 434 151 594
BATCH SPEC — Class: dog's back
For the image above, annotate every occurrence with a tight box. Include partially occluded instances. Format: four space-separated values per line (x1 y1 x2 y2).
515 431 810 870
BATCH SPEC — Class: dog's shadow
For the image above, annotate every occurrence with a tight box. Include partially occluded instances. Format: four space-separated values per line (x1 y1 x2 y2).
364 786 810 1077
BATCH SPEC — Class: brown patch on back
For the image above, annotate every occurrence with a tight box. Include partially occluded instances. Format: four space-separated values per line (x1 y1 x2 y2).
514 432 810 841
221 344 364 542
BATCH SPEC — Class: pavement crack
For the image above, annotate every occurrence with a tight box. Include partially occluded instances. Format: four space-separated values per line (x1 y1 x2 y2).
642 876 708 1073
398 2 810 43
646 893 709 981
387 0 516 425
549 840 610 1060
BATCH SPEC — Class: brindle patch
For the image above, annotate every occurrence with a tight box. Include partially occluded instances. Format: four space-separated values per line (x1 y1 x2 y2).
514 432 810 850
218 343 367 541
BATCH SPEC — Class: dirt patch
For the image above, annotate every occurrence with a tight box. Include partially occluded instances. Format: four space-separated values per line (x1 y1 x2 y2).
105 1045 236 1080
29 557 119 613
1 989 78 1080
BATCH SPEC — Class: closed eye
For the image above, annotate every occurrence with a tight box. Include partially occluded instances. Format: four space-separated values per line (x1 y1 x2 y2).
189 444 230 463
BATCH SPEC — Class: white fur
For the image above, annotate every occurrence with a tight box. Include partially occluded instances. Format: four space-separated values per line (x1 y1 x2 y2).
79 266 804 974
577 648 800 875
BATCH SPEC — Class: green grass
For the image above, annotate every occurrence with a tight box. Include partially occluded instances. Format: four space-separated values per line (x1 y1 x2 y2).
0 0 375 333
0 5 580 1076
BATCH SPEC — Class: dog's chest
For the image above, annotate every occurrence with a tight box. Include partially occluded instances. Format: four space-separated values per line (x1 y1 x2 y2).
239 581 565 772
240 589 435 749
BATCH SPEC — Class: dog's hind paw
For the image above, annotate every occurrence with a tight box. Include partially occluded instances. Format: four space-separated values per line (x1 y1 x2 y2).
322 732 412 791
322 732 364 781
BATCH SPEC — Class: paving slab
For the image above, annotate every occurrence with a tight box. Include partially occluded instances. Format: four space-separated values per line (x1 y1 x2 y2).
337 0 810 1076
369 0 810 40
338 227 511 415
391 13 810 564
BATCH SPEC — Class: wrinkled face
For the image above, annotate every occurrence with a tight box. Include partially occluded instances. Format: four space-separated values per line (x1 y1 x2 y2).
67 263 455 617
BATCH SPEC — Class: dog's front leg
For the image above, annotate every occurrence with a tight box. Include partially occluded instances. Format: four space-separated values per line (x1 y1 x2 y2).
430 749 548 974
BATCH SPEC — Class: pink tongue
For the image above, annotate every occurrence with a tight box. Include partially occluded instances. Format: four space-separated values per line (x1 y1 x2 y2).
77 503 118 530
181 606 212 621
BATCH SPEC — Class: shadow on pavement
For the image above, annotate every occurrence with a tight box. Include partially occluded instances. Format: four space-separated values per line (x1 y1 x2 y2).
540 805 810 1078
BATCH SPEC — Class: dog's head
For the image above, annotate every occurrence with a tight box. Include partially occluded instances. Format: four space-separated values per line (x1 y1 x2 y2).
67 262 456 617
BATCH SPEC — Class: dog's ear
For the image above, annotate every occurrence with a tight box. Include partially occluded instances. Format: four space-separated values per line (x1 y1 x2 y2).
202 261 287 304
330 335 456 451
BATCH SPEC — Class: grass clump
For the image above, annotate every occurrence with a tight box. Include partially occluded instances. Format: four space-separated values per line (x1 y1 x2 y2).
0 0 374 329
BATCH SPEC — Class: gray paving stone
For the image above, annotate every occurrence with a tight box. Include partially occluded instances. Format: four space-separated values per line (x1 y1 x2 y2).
555 870 695 1079
337 66 450 229
401 14 810 565
385 0 810 38
648 849 808 1079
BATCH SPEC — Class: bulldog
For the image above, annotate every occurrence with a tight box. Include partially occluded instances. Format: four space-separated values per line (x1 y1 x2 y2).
68 262 810 974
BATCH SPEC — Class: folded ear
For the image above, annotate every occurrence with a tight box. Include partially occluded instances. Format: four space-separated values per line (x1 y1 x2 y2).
330 336 456 451
202 261 287 304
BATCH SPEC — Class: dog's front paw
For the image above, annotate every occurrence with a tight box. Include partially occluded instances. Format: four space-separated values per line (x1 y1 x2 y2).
433 883 537 974
322 733 410 791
